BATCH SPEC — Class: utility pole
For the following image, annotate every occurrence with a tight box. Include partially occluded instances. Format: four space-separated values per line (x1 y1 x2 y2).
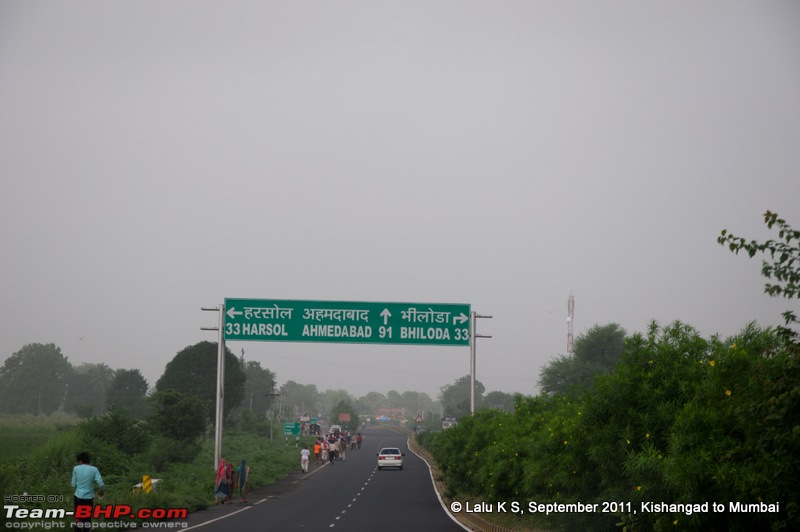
267 383 281 442
201 305 225 471
470 311 493 415
567 291 575 353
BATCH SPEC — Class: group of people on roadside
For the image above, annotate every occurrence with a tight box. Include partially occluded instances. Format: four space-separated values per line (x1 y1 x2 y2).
214 458 251 504
307 431 364 467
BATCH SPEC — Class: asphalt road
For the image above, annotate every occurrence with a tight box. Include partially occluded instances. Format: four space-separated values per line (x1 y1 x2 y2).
184 427 467 531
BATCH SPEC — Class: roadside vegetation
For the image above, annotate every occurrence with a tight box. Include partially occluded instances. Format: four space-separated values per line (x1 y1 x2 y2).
3 211 796 531
0 413 312 525
421 211 799 531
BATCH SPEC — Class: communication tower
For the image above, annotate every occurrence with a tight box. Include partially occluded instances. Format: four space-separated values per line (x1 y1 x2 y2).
567 291 574 353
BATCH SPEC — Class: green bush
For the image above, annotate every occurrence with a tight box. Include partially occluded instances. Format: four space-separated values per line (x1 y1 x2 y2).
78 405 151 456
423 321 799 531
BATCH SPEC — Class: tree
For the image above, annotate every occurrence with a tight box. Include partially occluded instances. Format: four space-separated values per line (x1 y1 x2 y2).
147 389 208 443
440 375 484 419
64 362 117 416
155 341 245 423
355 391 388 414
281 381 322 419
64 366 97 417
87 363 115 415
79 405 150 455
240 360 276 418
0 343 71 415
385 390 403 416
481 391 516 412
319 388 353 419
330 399 359 431
107 369 149 418
538 323 626 395
400 390 435 418
719 210 799 337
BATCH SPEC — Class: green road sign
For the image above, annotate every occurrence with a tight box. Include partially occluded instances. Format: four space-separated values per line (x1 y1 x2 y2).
224 298 471 346
284 422 300 436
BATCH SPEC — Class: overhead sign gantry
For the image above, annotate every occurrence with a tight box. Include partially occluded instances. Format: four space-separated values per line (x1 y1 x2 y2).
204 297 488 469
223 298 471 346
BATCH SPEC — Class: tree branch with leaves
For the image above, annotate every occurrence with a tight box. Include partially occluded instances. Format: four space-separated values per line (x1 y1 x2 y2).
718 210 799 336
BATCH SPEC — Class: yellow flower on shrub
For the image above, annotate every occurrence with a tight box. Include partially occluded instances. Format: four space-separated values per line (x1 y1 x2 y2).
726 389 732 396
709 360 715 367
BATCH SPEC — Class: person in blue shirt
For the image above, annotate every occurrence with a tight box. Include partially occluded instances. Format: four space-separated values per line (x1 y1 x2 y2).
71 452 104 528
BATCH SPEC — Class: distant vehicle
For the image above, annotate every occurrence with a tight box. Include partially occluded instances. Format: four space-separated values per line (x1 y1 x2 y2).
377 447 404 470
330 424 341 434
442 416 457 429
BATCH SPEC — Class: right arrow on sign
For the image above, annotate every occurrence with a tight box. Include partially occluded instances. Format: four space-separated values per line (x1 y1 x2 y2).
453 312 469 325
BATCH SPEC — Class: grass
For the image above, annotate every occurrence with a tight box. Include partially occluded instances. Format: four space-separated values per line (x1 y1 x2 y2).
0 414 317 525
0 414 77 459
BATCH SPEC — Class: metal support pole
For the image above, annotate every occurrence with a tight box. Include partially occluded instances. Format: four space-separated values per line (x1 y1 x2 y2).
470 311 476 415
202 305 226 471
470 311 493 415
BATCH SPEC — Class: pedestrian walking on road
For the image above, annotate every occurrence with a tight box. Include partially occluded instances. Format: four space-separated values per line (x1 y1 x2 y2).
300 445 310 473
214 458 231 504
328 438 337 464
237 460 250 503
71 452 104 529
313 440 321 464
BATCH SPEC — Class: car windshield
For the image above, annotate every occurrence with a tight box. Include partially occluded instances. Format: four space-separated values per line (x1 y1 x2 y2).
380 448 400 455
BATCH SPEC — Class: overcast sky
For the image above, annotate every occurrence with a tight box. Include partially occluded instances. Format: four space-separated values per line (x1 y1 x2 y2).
2 1 798 401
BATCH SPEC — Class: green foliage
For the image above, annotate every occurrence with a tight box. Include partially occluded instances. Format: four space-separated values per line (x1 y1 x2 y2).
330 399 360 431
156 341 246 423
107 369 149 418
539 323 626 395
148 389 208 443
480 390 516 412
439 375 484 419
0 415 74 459
239 360 276 418
78 405 151 456
424 322 799 531
0 416 313 524
662 325 800 530
0 343 71 415
719 210 800 334
144 435 202 472
64 363 117 417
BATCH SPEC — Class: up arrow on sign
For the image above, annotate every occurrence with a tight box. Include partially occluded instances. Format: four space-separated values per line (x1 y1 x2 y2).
380 308 391 325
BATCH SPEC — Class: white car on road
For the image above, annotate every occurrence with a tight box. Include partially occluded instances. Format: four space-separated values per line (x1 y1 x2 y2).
377 447 404 470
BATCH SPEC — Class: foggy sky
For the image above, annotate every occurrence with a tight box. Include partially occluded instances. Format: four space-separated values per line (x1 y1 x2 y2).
2 1 799 400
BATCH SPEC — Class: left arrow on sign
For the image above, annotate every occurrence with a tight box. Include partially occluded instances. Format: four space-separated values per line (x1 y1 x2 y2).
227 307 243 320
